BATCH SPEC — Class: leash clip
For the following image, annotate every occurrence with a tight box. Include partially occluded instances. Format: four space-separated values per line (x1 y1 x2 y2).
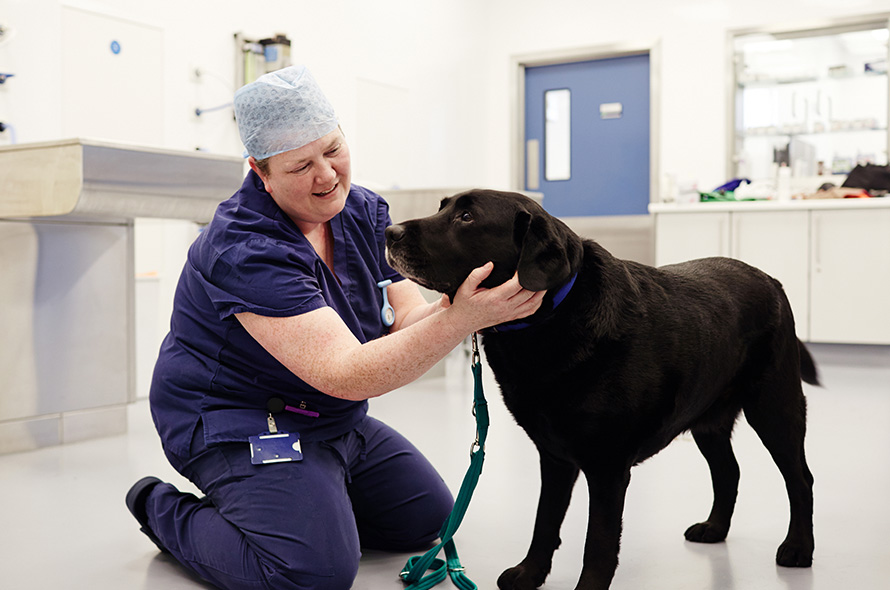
470 436 484 459
471 332 481 367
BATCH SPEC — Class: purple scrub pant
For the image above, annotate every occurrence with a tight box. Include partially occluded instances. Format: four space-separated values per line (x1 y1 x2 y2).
143 415 454 590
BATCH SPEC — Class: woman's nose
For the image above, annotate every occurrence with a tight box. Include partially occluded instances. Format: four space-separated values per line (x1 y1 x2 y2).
315 160 337 185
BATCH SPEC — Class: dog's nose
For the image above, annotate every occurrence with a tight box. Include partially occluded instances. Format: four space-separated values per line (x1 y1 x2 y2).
386 224 406 243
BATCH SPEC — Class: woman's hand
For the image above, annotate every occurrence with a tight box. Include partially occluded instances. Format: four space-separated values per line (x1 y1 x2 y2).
446 262 545 332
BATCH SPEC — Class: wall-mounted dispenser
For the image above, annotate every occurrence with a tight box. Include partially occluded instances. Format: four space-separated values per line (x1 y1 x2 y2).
234 33 292 87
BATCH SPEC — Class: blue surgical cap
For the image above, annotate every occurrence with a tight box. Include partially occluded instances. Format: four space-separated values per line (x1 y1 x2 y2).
234 65 339 160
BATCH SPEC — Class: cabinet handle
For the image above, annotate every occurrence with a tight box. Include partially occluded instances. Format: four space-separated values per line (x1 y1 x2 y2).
722 216 731 257
731 215 739 258
813 215 821 270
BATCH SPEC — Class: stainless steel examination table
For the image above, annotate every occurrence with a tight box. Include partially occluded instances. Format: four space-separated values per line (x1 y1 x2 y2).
0 139 243 453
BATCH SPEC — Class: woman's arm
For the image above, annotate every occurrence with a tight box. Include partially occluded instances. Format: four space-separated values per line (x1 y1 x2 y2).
236 263 543 401
384 278 447 332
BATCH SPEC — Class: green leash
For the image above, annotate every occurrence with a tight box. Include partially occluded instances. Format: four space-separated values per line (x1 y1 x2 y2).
400 333 489 590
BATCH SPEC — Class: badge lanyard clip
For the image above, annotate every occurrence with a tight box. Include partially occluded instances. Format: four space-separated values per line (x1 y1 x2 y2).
253 403 303 465
377 279 395 327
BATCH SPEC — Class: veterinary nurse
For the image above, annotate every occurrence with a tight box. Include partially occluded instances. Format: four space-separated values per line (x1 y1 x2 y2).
126 65 544 590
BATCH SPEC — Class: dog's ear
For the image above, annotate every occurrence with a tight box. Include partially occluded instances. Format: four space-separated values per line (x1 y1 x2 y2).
515 209 583 291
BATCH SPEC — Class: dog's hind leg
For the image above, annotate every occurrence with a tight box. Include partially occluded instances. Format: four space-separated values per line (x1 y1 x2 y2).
743 380 814 567
684 427 740 543
498 451 579 590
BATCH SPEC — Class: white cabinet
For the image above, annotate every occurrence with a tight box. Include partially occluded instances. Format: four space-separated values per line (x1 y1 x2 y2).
652 202 890 345
654 212 729 266
653 210 809 340
732 211 810 341
810 209 890 344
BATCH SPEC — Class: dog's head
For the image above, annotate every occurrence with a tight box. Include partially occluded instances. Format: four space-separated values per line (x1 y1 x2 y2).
385 189 583 301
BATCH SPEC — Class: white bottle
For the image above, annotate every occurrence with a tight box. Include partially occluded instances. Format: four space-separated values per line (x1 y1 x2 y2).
776 163 792 201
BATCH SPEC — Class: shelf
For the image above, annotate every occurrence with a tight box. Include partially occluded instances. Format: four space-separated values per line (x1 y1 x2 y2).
649 197 890 214
740 127 887 139
737 70 887 88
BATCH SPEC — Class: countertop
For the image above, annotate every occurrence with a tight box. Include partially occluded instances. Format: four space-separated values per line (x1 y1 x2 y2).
649 197 890 213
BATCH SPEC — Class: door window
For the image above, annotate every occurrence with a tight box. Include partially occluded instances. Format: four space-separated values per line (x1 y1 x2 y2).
544 88 572 181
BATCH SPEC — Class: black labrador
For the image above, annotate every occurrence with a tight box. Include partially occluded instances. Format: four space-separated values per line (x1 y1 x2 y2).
385 189 816 590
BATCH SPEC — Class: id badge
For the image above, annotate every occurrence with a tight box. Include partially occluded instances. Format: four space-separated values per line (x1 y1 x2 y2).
249 432 303 465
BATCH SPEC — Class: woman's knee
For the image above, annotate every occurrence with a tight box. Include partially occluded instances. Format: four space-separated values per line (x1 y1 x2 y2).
407 480 454 546
263 550 360 590
358 479 454 551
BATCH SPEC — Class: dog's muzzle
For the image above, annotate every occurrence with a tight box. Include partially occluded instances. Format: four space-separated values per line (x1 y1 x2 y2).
385 224 406 243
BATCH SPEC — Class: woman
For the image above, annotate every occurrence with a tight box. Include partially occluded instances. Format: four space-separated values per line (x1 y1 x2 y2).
126 65 543 590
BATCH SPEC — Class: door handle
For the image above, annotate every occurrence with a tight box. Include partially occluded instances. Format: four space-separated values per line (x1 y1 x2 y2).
526 139 540 190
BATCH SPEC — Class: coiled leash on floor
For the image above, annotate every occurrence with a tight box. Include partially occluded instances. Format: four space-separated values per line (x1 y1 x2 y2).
400 333 489 590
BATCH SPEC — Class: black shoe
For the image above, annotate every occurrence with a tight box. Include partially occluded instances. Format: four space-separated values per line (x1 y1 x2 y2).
126 476 169 553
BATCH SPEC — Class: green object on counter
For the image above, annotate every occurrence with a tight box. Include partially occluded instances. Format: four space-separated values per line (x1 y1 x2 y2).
699 191 762 202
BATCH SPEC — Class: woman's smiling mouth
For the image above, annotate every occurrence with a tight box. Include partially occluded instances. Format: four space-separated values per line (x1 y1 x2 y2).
313 183 339 197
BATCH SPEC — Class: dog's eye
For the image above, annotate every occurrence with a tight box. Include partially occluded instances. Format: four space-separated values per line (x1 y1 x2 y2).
458 211 473 223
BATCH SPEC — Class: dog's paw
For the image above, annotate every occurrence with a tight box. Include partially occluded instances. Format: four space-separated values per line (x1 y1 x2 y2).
776 539 813 567
497 563 548 590
684 521 729 543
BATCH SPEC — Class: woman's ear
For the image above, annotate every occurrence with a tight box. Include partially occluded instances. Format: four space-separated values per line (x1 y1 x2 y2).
248 157 272 194
248 157 265 179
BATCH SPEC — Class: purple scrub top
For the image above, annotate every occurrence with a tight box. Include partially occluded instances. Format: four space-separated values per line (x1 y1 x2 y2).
150 170 404 457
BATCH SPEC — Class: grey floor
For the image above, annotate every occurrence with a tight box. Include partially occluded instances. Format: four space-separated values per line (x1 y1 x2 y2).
1 344 888 589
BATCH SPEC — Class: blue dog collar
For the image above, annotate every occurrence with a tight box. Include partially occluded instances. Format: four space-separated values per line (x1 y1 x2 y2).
550 272 577 308
488 272 578 333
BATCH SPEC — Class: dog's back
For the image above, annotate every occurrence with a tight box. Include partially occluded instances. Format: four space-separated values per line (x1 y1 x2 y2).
486 248 809 458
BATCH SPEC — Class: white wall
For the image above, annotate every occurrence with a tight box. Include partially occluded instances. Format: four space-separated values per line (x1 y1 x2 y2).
0 0 491 190
2 0 888 190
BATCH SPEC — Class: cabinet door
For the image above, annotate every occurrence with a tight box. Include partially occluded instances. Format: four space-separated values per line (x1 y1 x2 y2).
732 211 810 341
810 209 890 344
654 212 730 267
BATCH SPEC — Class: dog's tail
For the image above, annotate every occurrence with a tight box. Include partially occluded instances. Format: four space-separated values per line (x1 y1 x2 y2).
798 339 820 386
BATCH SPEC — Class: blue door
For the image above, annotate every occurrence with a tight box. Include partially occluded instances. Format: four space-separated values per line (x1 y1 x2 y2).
524 54 650 217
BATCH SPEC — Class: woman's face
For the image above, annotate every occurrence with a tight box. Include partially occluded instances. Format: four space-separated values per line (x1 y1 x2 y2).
250 129 351 233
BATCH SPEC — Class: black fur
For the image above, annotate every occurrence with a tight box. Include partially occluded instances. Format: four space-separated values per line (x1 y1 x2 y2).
385 189 817 590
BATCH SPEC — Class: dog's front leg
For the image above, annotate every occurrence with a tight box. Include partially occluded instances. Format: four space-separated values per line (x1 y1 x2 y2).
498 451 579 590
573 466 632 590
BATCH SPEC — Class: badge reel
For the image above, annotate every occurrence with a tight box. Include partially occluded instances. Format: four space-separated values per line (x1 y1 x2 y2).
249 413 303 465
377 279 395 327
